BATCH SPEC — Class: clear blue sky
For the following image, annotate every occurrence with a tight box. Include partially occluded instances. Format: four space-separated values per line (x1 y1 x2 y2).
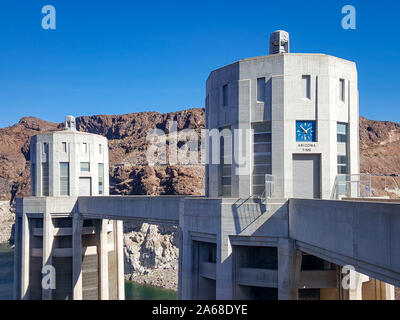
0 0 399 127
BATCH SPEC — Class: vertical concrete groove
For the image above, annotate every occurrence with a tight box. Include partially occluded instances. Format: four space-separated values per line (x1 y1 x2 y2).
42 207 53 300
98 219 109 300
72 214 83 300
21 213 30 300
116 220 125 300
278 238 302 300
13 212 20 300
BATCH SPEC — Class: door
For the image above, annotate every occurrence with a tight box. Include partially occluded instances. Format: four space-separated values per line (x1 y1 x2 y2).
292 154 321 199
79 177 92 196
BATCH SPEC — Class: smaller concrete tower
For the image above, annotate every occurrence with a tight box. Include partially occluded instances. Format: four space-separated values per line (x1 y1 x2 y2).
16 115 124 301
269 30 289 54
30 116 109 197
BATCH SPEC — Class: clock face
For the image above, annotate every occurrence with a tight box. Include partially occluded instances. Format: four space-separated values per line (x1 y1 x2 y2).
296 121 316 142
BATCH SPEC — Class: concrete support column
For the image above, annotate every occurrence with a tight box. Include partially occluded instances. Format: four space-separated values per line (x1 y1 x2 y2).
216 233 233 299
13 213 20 300
42 209 54 300
72 214 83 300
385 283 395 300
21 213 30 300
348 272 369 300
180 228 193 299
277 238 302 300
177 226 183 300
179 198 195 300
351 276 394 300
98 219 109 300
116 220 125 300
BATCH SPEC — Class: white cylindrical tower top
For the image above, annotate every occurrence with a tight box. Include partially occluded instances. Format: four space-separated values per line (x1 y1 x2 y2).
269 30 290 54
65 115 77 131
30 117 109 197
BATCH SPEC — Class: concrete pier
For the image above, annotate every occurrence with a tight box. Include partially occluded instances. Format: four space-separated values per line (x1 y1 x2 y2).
14 201 125 300
14 195 400 300
72 214 83 299
277 238 302 300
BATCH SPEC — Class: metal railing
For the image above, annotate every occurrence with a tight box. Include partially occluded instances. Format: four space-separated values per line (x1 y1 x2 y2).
331 174 400 200
264 174 275 199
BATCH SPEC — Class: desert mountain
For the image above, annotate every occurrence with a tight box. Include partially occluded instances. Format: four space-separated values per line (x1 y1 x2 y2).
0 109 399 201
0 108 204 201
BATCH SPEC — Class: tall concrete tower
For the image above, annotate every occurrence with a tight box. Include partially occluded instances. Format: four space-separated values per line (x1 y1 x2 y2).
14 116 124 300
205 30 359 199
30 116 109 197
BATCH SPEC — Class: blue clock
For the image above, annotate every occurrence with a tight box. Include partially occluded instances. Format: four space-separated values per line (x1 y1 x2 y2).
296 121 316 142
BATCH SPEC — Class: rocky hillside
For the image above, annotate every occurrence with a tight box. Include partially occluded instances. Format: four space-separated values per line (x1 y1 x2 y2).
360 116 400 175
0 117 59 201
0 108 205 201
2 112 400 202
123 221 178 290
0 202 14 243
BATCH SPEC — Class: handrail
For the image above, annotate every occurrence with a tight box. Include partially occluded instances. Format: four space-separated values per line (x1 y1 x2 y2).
331 174 400 200
264 174 275 199
386 175 400 191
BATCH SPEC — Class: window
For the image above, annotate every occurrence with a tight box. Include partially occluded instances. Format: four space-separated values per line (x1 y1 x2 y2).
257 78 265 102
337 123 348 175
252 122 272 196
237 246 277 269
98 163 104 195
42 163 49 196
62 142 67 152
31 163 36 196
99 144 102 155
42 143 49 162
337 123 347 141
43 143 49 156
222 85 228 107
82 143 88 154
80 162 90 172
339 79 345 102
337 156 348 174
60 162 69 196
302 75 311 99
220 127 231 196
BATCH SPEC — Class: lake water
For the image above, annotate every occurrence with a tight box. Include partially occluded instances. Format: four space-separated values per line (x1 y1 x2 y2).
0 243 13 300
125 281 176 300
0 244 177 300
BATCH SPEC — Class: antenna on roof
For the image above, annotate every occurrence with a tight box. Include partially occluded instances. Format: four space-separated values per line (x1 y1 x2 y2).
269 30 290 54
65 115 76 131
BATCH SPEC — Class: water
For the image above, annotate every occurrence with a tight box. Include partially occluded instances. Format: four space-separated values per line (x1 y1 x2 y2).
0 244 177 300
0 243 13 300
125 282 177 300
